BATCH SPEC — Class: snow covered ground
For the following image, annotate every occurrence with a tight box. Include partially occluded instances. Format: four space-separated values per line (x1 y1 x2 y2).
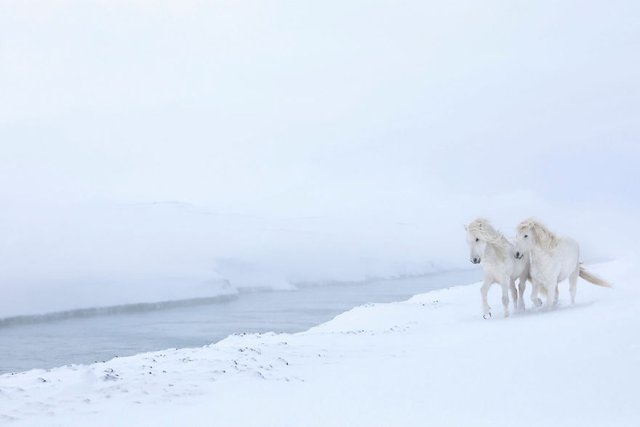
2 2 638 424
1 259 636 426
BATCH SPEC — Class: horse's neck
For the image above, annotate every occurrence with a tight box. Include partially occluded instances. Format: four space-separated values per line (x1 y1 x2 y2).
484 241 509 263
530 241 555 260
532 225 560 250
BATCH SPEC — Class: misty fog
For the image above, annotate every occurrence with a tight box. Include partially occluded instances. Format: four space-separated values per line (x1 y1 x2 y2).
1 0 638 317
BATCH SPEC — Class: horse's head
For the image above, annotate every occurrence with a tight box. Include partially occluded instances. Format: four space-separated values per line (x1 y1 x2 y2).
514 219 535 259
465 219 489 264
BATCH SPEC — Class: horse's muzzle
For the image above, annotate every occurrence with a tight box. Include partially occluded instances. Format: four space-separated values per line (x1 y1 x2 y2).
471 258 481 264
515 252 524 260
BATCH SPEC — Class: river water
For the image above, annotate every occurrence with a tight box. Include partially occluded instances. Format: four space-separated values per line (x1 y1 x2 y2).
0 269 479 374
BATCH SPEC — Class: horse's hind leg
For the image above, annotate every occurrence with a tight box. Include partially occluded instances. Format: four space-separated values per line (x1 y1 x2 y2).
569 269 578 304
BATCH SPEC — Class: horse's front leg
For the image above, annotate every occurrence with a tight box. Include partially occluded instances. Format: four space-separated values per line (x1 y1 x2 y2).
480 280 492 319
509 279 518 311
546 283 559 309
500 282 510 318
517 274 527 311
540 281 557 310
530 281 543 308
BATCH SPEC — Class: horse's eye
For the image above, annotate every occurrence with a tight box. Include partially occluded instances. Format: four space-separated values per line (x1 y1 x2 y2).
475 238 479 242
524 234 528 238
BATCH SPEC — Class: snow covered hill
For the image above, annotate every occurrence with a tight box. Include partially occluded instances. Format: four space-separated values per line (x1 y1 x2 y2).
0 201 447 320
1 259 637 426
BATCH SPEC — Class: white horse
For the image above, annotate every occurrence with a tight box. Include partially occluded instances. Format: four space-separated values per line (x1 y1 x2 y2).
514 218 611 309
466 218 530 318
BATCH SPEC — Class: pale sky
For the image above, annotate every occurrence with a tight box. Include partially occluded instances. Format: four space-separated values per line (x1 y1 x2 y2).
1 0 638 213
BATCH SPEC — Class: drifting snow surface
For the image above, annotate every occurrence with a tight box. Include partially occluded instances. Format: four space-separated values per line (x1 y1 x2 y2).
1 260 638 426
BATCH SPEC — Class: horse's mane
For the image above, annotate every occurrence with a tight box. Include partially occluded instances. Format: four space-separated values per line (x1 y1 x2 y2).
467 218 511 256
517 218 559 250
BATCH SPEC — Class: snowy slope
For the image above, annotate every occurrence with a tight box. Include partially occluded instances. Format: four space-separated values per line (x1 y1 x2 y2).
1 260 637 426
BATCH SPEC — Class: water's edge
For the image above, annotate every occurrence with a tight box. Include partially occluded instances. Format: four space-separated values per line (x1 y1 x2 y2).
0 294 238 328
0 269 481 374
0 268 475 328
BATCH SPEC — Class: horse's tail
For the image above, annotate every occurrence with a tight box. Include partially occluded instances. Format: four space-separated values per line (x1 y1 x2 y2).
579 265 612 288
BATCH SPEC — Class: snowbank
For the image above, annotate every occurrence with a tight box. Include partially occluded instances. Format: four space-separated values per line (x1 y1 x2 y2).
1 259 637 426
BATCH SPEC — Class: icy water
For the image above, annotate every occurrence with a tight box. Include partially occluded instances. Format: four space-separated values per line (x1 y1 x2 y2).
0 269 479 374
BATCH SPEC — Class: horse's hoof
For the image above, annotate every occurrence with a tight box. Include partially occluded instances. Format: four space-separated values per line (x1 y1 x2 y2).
483 312 492 320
